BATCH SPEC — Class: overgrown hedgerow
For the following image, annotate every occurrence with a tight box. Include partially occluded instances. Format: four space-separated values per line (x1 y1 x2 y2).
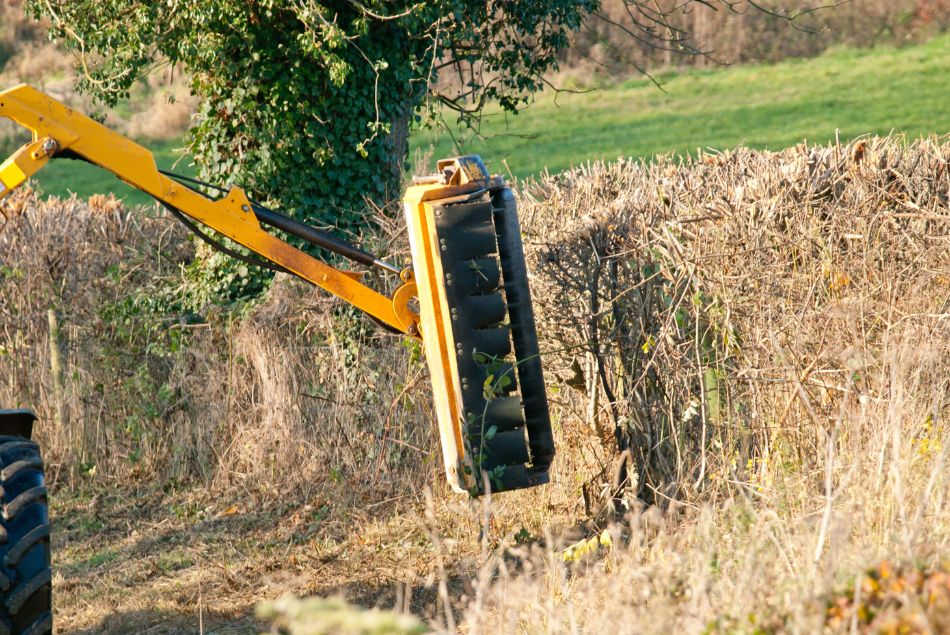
466 135 950 632
1 137 949 632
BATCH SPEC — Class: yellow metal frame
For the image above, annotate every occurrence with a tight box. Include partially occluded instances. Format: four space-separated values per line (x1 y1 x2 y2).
402 159 501 493
0 84 418 336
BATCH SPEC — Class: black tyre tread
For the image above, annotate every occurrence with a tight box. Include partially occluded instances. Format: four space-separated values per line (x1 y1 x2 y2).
21 613 50 635
0 446 34 466
4 527 49 568
0 436 51 635
0 461 42 484
3 488 46 523
5 570 49 615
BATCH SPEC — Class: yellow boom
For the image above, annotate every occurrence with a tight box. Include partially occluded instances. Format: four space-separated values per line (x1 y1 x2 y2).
0 84 416 335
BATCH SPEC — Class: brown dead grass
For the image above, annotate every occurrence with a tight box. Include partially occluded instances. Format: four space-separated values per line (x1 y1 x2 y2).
49 482 572 634
1 136 949 633
524 134 950 509
459 135 950 633
0 0 194 144
124 84 196 141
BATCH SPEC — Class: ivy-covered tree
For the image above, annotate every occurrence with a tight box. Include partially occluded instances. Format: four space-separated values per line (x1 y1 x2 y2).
29 1 810 302
30 1 596 227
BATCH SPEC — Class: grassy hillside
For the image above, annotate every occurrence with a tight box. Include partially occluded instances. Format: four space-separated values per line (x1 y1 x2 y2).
412 34 950 180
23 35 950 204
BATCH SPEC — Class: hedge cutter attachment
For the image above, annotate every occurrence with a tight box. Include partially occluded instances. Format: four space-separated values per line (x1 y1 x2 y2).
0 84 553 495
404 160 554 493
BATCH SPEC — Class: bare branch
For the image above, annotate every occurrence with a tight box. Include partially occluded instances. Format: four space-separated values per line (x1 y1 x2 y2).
346 1 424 21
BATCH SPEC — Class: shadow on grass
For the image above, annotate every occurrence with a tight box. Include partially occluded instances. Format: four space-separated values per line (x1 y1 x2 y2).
66 608 260 635
51 486 456 632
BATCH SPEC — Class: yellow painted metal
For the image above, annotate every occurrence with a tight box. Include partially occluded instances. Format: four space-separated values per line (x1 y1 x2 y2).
403 182 467 492
0 84 417 336
0 137 56 195
402 173 496 493
403 157 510 492
391 278 420 334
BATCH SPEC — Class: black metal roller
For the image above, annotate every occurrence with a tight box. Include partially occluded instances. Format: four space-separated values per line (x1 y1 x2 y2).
431 189 554 495
433 200 493 229
461 293 507 329
491 189 555 469
456 359 517 404
437 221 498 262
467 326 512 359
465 396 525 434
445 257 501 295
469 429 530 468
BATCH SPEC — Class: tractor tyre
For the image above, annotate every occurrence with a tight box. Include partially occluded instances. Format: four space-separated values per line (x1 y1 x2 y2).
0 436 52 635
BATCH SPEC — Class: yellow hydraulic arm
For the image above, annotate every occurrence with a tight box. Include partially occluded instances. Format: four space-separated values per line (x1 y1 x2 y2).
0 83 555 496
0 83 420 336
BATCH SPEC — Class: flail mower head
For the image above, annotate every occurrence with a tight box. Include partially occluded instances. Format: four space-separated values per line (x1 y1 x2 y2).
403 157 554 495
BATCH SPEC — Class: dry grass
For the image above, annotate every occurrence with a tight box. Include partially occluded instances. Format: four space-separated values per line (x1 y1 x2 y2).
524 134 950 507
1 136 949 633
462 135 950 633
0 191 437 501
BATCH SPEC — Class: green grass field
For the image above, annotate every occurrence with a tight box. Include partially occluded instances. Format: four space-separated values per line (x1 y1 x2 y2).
28 138 194 207
26 34 950 202
412 34 950 180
